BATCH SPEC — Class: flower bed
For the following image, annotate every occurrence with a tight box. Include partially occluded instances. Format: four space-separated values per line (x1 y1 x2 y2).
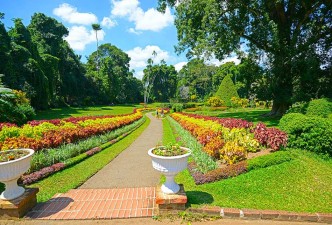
170 112 287 165
0 108 147 151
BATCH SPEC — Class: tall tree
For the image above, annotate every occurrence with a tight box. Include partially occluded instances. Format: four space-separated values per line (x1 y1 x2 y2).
158 0 332 115
92 23 102 73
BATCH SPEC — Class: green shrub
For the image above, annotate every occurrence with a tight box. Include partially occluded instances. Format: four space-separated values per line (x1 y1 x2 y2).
247 150 294 171
215 74 239 107
206 96 224 107
306 98 332 118
286 101 309 114
172 103 184 112
280 113 332 156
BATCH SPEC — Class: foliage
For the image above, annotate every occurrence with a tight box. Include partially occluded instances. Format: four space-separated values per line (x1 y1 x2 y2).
280 113 332 156
306 98 332 118
206 96 224 107
254 122 288 151
247 150 294 171
0 76 35 125
0 13 143 111
143 62 177 103
86 43 143 104
188 161 247 185
215 75 239 107
0 109 143 151
22 117 150 203
158 0 332 116
220 141 247 165
152 143 188 156
0 149 29 162
286 101 309 114
171 112 286 166
167 116 218 173
231 96 249 108
172 103 184 112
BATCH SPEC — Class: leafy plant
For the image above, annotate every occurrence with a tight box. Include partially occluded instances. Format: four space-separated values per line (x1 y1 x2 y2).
306 98 332 118
206 96 224 107
219 141 247 165
280 113 332 156
0 149 29 162
152 143 188 156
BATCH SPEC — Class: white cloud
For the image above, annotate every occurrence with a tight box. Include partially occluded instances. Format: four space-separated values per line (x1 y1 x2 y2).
128 28 142 35
65 26 105 51
135 70 144 80
111 0 174 32
174 62 187 72
207 55 241 66
101 17 117 28
53 3 98 25
126 45 170 70
111 0 140 17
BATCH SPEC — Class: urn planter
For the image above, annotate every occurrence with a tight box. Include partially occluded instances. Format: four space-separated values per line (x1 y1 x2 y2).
148 146 191 194
0 148 34 200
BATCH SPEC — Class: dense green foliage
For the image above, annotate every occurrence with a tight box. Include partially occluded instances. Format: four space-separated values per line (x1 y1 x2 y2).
0 13 143 113
280 113 332 156
0 76 35 124
143 60 177 103
306 98 332 118
86 43 143 104
215 74 239 107
158 0 332 115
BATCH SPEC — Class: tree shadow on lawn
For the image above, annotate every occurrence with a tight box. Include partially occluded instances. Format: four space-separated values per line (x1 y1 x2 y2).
186 191 214 207
217 110 281 127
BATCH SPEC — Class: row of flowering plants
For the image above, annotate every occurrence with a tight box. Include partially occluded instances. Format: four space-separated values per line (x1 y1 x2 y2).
170 112 287 165
0 108 148 151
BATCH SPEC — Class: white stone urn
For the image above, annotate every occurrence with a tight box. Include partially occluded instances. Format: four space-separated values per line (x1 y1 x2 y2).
148 147 191 194
0 148 34 200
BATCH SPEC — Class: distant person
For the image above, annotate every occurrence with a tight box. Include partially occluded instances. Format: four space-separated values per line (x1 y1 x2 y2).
156 109 159 118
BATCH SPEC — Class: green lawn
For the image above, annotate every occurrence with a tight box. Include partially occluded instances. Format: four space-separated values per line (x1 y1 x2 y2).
34 104 139 120
190 108 280 127
162 115 332 213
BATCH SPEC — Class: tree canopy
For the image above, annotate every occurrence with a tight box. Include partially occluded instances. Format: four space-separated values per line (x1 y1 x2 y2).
158 0 332 115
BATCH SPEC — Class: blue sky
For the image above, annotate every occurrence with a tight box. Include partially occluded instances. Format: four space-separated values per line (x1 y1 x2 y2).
2 0 238 79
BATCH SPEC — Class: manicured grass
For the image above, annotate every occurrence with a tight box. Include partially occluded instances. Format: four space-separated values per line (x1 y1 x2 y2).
162 116 332 213
34 104 139 120
26 117 150 202
191 108 280 127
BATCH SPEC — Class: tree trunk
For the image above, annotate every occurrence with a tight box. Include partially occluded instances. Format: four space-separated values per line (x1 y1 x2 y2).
263 101 289 117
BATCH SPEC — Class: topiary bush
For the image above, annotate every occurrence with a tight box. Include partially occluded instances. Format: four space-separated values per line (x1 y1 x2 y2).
215 74 239 107
306 98 332 118
280 113 332 156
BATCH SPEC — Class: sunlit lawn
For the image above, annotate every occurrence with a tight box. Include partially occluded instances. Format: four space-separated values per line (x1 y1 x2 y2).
34 104 140 120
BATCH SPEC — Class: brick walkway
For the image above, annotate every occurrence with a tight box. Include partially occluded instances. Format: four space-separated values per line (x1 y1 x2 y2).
26 187 156 220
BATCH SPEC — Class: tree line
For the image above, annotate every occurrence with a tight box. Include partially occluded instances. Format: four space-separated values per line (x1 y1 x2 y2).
0 12 143 110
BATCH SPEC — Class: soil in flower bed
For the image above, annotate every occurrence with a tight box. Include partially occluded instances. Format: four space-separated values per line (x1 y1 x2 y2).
0 150 29 162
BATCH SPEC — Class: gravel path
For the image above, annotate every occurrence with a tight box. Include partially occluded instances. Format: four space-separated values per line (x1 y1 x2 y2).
79 113 162 189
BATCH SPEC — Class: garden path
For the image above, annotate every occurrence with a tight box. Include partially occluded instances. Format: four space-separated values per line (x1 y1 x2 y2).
79 112 162 188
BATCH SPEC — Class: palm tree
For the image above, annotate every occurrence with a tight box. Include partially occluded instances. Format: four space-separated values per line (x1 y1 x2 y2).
92 23 102 72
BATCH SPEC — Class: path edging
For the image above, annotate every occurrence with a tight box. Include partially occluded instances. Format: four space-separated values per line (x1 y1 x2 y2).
188 206 332 223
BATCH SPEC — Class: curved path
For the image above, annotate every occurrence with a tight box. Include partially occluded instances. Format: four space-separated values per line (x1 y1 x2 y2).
79 113 162 189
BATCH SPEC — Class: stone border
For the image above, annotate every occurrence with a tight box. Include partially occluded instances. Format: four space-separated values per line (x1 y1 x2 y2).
188 206 332 223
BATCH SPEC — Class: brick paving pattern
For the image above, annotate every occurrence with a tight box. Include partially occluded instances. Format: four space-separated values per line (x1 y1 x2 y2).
26 187 156 220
